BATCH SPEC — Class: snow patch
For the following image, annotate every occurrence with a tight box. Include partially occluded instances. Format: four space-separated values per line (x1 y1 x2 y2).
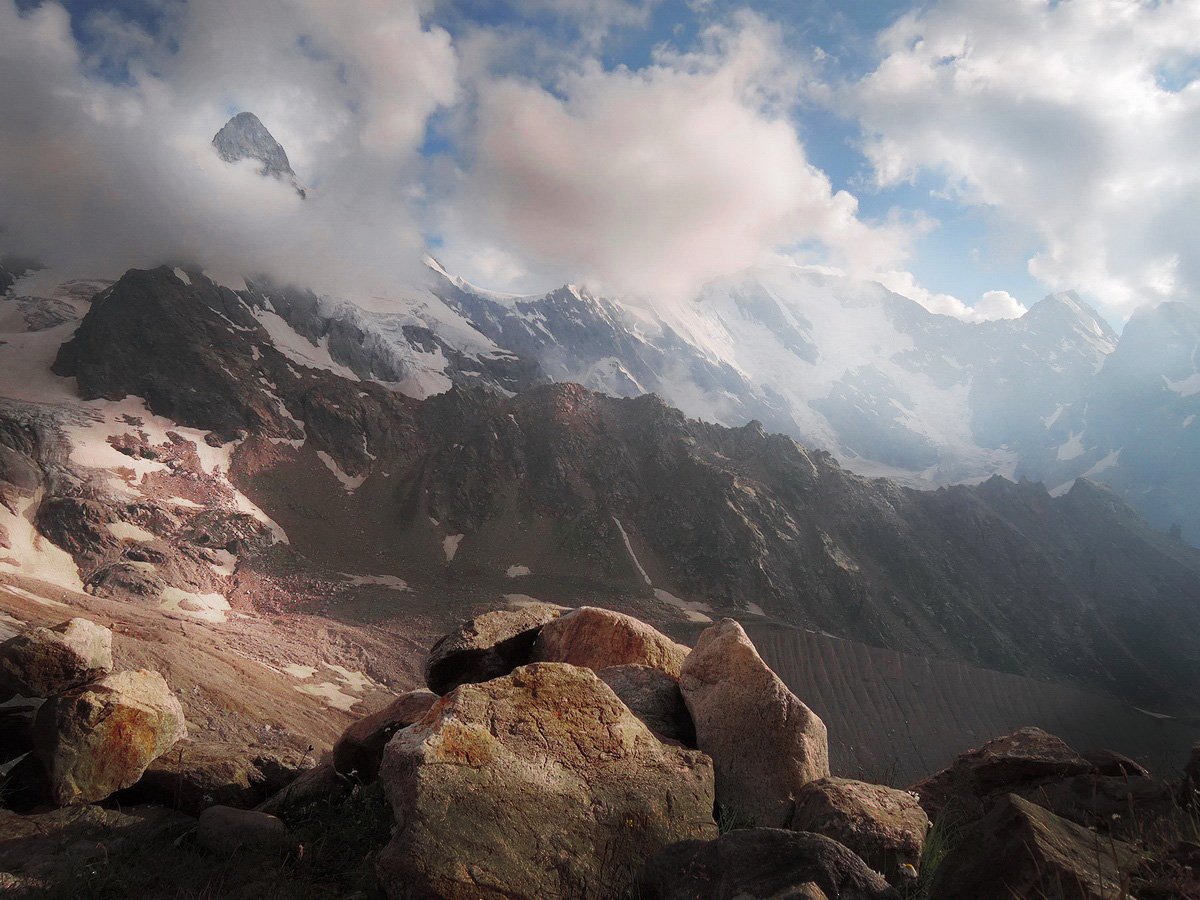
1082 449 1121 478
443 534 464 562
293 682 359 712
341 573 411 591
612 517 651 586
654 588 713 623
0 491 84 591
1164 372 1200 397
1056 431 1086 461
505 564 531 578
159 586 231 623
172 267 191 286
107 521 156 543
316 450 366 492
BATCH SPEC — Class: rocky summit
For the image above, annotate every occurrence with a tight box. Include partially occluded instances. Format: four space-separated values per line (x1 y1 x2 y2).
212 112 306 197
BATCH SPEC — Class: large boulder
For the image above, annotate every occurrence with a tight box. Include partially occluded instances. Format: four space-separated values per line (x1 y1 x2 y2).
926 793 1142 900
0 618 112 698
117 739 299 815
424 603 564 694
196 805 291 857
532 606 690 677
598 664 695 746
788 777 929 884
33 669 187 805
1081 748 1150 779
638 828 899 900
679 618 829 828
377 662 717 899
911 726 1093 823
332 688 437 781
257 762 349 819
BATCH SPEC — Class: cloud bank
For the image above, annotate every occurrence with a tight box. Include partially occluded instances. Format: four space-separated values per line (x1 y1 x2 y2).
852 0 1200 320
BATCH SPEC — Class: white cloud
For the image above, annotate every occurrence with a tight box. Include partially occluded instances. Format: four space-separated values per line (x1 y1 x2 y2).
0 0 456 296
875 270 1026 322
852 0 1200 319
436 15 911 301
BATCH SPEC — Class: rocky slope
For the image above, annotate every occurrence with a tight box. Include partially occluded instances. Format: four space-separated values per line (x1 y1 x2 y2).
33 264 1200 716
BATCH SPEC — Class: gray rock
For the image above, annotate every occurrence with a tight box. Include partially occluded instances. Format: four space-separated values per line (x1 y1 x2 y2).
212 112 305 197
680 618 829 828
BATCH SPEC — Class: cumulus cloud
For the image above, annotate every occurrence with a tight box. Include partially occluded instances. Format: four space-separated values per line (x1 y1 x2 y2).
436 15 911 301
851 0 1200 319
0 0 456 296
875 271 1026 322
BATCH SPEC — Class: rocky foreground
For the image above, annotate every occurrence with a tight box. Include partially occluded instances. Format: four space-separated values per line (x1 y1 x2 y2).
2 605 1199 899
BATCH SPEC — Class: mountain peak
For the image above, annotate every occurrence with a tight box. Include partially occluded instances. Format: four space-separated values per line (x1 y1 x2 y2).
212 112 305 197
1023 290 1118 346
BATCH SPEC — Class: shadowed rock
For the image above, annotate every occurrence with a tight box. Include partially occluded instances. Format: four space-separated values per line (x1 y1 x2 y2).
33 669 186 805
196 805 291 856
911 726 1093 823
332 688 437 781
424 603 565 695
638 827 899 900
927 793 1141 900
680 618 829 827
378 662 716 899
599 664 695 746
532 606 690 677
1081 748 1150 778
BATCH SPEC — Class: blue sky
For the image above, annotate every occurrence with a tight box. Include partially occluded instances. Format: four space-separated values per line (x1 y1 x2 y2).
5 0 1200 322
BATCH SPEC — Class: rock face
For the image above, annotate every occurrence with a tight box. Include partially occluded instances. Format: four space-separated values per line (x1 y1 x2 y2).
118 740 298 815
196 805 291 856
1013 774 1177 838
424 603 564 695
332 688 437 781
33 669 187 805
212 112 305 196
788 777 930 884
911 726 1093 823
638 828 898 900
927 793 1141 900
680 618 829 827
598 664 695 746
1182 743 1200 808
0 618 112 698
377 662 717 899
532 607 690 677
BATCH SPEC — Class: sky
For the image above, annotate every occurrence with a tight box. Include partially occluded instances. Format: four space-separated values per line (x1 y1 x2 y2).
3 0 1200 325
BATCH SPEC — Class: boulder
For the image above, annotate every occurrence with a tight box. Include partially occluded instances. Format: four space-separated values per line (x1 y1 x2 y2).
424 603 564 694
911 726 1093 823
118 739 300 815
1081 748 1151 779
638 828 899 900
377 662 717 899
33 668 187 805
788 777 929 884
196 805 291 856
0 618 112 698
679 618 829 827
332 688 437 781
532 606 690 677
1014 774 1177 838
598 664 695 746
926 793 1142 900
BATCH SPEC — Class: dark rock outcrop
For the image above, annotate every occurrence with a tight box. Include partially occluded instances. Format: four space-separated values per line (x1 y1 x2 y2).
1081 747 1151 778
0 618 112 699
638 828 898 900
196 805 292 856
